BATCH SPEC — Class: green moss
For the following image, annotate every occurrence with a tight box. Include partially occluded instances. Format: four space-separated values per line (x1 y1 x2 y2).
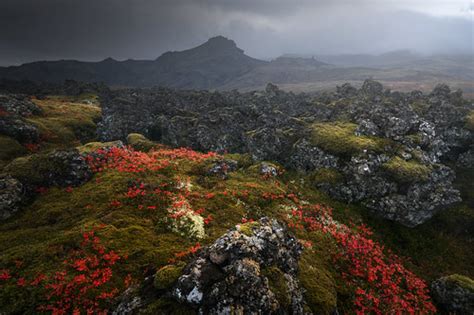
76 140 123 154
465 110 474 131
127 133 157 152
238 221 260 236
445 274 474 292
411 101 430 115
0 134 471 313
154 262 186 290
140 297 196 315
309 168 343 185
297 240 338 314
224 153 254 168
310 122 389 156
406 133 423 146
262 266 290 309
4 150 75 185
26 98 101 150
382 156 431 183
0 136 27 162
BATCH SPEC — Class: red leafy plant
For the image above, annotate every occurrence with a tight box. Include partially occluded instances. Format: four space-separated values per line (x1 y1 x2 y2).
0 230 128 315
34 230 128 315
288 204 436 314
85 146 218 174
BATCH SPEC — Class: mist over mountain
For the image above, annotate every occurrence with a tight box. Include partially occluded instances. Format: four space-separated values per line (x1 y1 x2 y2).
1 0 472 66
1 36 472 95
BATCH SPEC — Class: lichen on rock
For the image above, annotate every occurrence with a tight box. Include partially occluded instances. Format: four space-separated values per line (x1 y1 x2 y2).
170 217 306 314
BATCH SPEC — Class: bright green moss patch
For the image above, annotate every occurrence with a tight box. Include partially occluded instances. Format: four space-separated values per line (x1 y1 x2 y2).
0 135 26 163
26 97 101 150
262 266 290 309
127 133 157 152
4 150 74 185
309 168 343 185
238 221 260 236
76 140 123 154
465 110 474 131
382 156 431 183
297 239 337 314
445 274 474 292
310 122 389 156
154 262 186 290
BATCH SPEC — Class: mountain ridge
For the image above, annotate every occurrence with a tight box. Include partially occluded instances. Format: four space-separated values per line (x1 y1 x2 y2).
0 36 472 93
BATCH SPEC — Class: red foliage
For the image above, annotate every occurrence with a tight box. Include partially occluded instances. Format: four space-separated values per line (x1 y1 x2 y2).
0 269 11 281
37 230 126 315
168 243 201 264
86 146 217 175
35 187 49 195
287 204 436 314
85 147 170 173
109 200 121 208
151 147 219 161
0 108 9 117
24 143 40 153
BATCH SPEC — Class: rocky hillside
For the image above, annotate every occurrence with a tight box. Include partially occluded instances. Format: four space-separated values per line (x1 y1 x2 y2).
0 83 473 314
98 80 473 228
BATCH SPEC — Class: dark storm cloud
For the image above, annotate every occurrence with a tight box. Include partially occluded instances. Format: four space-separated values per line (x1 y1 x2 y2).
0 0 472 66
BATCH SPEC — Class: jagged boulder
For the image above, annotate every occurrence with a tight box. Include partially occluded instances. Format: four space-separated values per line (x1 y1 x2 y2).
4 149 92 188
0 174 24 220
207 159 238 179
289 139 339 172
170 217 306 314
364 164 460 227
0 94 42 144
0 117 39 143
431 275 474 314
360 79 384 96
0 94 42 116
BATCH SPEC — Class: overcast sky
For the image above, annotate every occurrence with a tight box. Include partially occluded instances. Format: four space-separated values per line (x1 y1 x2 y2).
0 0 472 66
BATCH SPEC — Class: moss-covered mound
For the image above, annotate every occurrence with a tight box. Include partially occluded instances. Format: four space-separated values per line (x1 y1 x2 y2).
26 97 101 150
0 96 101 171
466 110 474 131
310 122 389 156
127 133 157 152
382 156 431 184
0 135 27 166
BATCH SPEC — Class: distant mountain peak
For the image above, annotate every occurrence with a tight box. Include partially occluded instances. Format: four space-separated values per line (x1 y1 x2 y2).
101 57 117 63
196 35 243 54
205 36 237 47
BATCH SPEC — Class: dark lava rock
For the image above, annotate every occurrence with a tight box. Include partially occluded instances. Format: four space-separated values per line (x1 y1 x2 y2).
0 94 42 117
0 117 40 143
0 93 43 143
0 79 108 97
431 275 474 314
5 149 92 188
0 174 24 221
207 159 238 179
363 164 461 227
260 162 279 177
171 217 306 314
360 79 384 96
97 80 472 227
